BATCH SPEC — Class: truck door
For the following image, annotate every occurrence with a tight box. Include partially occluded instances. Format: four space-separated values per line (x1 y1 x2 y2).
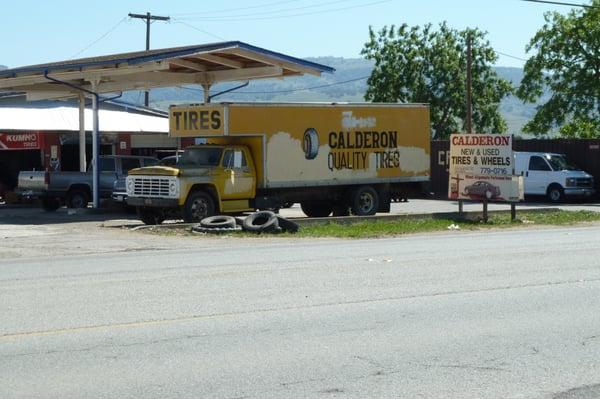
99 157 118 196
220 148 255 199
526 155 552 195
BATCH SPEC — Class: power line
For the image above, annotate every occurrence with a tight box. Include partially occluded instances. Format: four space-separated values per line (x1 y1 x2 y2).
171 0 301 16
496 51 528 62
172 20 227 41
181 76 369 95
176 0 392 22
520 0 598 9
69 16 128 59
177 0 353 20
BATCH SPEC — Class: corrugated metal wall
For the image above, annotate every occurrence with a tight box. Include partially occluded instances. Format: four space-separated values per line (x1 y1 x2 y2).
430 139 600 198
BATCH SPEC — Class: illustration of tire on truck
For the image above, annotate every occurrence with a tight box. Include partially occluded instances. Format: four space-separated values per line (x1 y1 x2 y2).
126 102 431 224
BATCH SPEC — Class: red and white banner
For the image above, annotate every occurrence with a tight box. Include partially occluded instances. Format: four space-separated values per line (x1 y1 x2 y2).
0 132 41 150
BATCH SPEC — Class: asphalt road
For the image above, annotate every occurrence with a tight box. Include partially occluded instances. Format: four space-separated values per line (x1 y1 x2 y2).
1 225 600 398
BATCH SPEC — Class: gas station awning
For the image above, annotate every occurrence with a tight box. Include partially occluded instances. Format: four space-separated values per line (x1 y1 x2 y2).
0 41 335 100
0 41 334 208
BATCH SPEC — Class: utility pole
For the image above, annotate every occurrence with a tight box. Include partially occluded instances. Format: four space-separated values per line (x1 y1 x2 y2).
465 30 473 134
128 12 170 106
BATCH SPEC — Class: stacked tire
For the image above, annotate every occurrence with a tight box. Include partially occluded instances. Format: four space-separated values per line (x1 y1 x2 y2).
192 211 299 234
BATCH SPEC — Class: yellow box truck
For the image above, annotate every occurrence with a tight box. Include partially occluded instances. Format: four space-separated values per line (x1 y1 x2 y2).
126 102 430 224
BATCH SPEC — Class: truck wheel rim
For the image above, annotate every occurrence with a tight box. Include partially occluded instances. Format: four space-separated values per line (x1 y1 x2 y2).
72 196 86 208
191 198 209 219
359 192 374 213
550 190 560 201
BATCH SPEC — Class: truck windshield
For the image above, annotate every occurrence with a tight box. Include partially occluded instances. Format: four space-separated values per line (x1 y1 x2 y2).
178 148 223 168
546 155 581 171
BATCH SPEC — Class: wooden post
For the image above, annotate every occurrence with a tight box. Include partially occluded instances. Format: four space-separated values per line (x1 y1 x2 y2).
482 198 488 223
511 202 516 221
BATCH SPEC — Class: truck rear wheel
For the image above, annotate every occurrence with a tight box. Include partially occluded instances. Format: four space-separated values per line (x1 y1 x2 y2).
351 186 379 216
138 207 165 225
300 201 333 218
183 191 215 223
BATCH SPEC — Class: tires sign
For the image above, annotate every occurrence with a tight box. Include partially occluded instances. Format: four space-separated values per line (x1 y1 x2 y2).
448 134 523 202
0 132 41 150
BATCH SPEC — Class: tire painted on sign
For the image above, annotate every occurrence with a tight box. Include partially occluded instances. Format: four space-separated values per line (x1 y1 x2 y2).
303 128 319 160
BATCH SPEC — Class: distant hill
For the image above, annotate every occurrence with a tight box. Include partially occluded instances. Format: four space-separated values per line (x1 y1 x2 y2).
0 65 7 70
127 57 541 136
0 57 540 135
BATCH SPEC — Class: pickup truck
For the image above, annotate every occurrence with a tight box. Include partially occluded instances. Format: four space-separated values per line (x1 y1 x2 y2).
18 155 158 210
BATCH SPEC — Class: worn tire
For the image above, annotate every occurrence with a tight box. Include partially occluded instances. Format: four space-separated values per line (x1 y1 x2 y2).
191 225 242 234
200 215 237 229
41 197 61 212
300 201 333 217
183 191 215 223
66 189 89 209
547 184 564 203
242 211 280 232
138 207 165 225
276 216 300 233
351 186 379 216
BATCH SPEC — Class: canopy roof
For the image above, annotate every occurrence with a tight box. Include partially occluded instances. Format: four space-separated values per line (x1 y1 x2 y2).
0 41 335 101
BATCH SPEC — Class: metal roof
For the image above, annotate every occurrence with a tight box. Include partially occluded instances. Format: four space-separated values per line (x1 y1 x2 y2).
0 105 168 133
0 41 335 101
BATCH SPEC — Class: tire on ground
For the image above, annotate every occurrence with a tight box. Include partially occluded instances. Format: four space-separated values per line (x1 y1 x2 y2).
191 225 242 234
242 211 280 232
138 207 165 225
41 197 61 212
183 190 216 223
350 186 379 216
300 201 333 217
276 216 300 233
66 189 89 209
200 215 237 229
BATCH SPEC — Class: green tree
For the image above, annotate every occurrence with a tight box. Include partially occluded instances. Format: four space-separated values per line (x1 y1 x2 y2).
361 22 512 139
517 1 600 137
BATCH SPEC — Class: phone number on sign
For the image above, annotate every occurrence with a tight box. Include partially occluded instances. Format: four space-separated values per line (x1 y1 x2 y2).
480 167 508 175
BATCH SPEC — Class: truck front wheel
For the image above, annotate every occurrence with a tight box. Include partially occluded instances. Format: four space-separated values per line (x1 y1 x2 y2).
351 186 379 216
183 191 215 223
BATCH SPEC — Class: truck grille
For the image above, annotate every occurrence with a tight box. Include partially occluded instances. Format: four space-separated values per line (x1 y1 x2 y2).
576 178 593 188
127 176 176 198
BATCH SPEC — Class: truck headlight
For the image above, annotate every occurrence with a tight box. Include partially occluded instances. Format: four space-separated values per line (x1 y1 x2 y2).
127 178 134 193
566 178 577 187
169 180 179 196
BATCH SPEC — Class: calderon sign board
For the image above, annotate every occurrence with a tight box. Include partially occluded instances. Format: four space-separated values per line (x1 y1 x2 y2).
448 133 522 202
0 132 41 150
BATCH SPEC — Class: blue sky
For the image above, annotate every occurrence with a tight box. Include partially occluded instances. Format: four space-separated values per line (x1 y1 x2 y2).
0 0 579 69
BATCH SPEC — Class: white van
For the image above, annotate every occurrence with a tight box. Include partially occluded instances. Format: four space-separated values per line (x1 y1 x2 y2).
514 152 594 202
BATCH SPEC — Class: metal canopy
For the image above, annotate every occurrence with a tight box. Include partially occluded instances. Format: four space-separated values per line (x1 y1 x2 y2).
0 41 335 100
0 41 334 209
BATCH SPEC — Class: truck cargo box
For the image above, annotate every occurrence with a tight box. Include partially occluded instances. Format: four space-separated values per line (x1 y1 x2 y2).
169 102 430 189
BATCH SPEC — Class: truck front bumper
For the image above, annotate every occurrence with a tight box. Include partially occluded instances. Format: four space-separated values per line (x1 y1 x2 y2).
127 197 180 208
564 188 595 197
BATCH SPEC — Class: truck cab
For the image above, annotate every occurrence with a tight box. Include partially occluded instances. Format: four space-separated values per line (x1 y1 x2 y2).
514 151 594 202
126 145 256 224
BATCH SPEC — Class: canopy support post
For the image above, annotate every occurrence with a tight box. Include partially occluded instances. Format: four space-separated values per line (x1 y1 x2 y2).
78 93 86 172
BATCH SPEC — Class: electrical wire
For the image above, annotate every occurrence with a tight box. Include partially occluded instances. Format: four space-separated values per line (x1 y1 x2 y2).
496 51 528 62
176 0 391 22
69 16 129 59
171 0 301 16
177 0 353 20
180 75 369 95
172 20 227 41
520 0 597 8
